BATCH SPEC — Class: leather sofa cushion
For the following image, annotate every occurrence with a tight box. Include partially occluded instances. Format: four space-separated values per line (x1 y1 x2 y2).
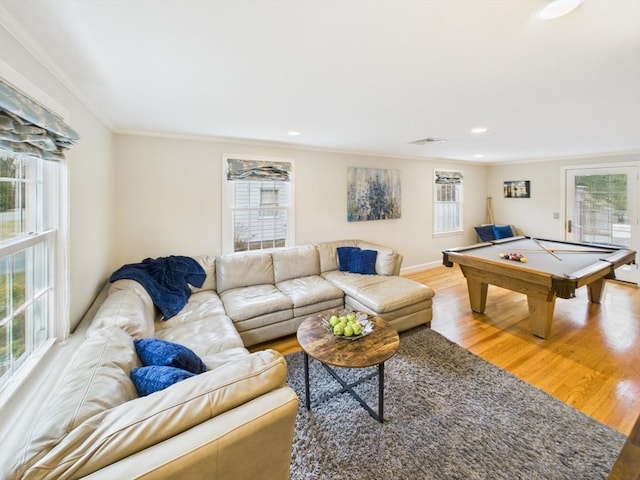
220 284 293 322
190 254 216 293
356 241 399 276
276 275 343 307
272 244 320 283
323 271 435 313
6 326 140 480
155 291 227 330
155 315 245 357
24 350 288 480
87 279 156 338
316 240 357 273
216 252 274 294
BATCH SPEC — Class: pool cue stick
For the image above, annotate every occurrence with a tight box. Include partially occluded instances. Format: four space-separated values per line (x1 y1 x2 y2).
487 197 495 224
533 238 562 261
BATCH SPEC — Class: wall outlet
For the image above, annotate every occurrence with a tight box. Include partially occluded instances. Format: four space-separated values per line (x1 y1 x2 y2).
553 212 560 219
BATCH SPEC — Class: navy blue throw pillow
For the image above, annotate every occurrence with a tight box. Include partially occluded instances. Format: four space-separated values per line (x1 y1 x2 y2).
130 365 195 396
134 338 207 374
492 224 514 240
350 249 378 275
474 225 496 242
337 246 361 271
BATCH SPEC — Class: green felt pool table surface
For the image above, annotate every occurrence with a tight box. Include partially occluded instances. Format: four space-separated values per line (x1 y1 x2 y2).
442 236 636 338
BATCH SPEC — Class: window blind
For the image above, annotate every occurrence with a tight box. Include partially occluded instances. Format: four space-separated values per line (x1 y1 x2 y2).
435 171 463 185
226 158 291 182
0 77 79 161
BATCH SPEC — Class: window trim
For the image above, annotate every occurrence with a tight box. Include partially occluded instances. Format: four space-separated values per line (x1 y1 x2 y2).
221 154 295 253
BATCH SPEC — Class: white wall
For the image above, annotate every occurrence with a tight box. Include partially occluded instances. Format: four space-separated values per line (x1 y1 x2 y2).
487 153 640 239
114 134 489 271
0 25 115 331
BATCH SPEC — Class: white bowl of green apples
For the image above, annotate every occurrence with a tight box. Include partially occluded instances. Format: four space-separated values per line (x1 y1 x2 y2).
321 310 373 340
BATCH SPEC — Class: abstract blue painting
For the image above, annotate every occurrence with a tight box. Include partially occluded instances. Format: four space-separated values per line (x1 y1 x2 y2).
347 167 401 222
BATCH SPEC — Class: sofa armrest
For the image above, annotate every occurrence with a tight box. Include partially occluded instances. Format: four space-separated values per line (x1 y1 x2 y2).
80 387 299 480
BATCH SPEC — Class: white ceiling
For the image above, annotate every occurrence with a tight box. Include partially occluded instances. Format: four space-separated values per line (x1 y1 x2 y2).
1 0 639 163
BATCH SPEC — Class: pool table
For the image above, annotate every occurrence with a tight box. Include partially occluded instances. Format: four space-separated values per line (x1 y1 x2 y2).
442 236 636 338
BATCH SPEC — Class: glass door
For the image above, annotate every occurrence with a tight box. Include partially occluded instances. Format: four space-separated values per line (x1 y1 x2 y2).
565 164 639 284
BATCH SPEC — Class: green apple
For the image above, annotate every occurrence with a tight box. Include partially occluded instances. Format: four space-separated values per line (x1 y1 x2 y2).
352 323 362 335
344 325 354 337
333 323 345 335
329 316 340 327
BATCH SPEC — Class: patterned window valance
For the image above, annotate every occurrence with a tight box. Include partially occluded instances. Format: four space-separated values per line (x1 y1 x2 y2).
226 158 291 182
435 170 463 185
0 77 79 161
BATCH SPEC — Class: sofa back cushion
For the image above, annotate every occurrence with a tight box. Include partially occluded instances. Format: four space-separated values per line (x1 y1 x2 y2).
215 252 274 294
356 241 400 276
87 279 156 338
272 245 320 283
23 350 288 480
5 326 140 480
316 240 358 273
190 254 216 293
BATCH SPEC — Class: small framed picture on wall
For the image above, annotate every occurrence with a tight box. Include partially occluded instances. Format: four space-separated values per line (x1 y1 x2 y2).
504 180 530 198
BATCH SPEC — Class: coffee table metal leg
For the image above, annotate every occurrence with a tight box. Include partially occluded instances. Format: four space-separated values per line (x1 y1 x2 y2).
378 362 384 423
303 351 310 410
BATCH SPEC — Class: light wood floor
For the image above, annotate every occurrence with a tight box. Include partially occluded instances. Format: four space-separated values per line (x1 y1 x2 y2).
252 266 640 436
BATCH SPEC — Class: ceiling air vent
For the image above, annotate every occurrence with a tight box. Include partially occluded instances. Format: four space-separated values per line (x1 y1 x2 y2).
409 137 448 145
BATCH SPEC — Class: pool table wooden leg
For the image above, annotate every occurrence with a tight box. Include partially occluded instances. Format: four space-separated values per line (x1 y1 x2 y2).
466 278 488 313
587 278 606 303
527 294 555 339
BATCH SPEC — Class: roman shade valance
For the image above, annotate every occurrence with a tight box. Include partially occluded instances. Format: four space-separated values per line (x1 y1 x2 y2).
226 158 291 182
434 171 463 185
0 77 79 161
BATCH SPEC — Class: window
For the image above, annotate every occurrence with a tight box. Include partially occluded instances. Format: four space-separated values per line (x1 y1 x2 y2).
0 152 58 391
0 71 76 396
222 155 294 252
434 170 463 234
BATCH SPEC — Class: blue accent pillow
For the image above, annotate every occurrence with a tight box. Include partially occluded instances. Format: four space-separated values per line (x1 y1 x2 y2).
134 338 207 374
130 365 195 396
474 225 496 242
337 246 361 271
493 224 514 240
349 249 378 275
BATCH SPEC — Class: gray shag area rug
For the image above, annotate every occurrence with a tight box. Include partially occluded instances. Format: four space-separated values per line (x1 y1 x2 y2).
285 327 624 480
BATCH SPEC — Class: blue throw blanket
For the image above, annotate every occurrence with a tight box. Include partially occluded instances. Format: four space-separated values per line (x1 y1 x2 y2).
110 256 206 320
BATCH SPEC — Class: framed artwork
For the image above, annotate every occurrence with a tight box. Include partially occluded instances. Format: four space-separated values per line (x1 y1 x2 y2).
347 167 401 222
504 180 530 198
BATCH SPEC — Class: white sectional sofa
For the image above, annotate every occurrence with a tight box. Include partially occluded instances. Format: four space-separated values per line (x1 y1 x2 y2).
2 239 434 480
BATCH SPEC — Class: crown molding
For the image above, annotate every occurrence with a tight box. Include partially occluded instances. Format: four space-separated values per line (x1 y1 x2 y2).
0 5 113 129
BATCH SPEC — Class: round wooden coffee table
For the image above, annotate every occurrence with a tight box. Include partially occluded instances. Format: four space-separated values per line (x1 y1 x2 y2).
296 312 400 423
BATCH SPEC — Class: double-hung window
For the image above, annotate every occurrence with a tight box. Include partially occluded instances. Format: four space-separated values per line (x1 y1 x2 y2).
0 75 77 394
434 170 463 234
222 155 294 252
0 153 57 390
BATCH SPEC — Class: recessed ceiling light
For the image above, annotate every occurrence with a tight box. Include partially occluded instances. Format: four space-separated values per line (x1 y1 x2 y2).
471 127 490 134
536 0 583 20
287 131 301 136
473 154 485 158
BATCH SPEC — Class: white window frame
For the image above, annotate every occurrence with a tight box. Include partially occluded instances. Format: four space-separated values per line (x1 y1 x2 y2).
433 169 464 236
0 60 70 401
221 154 295 253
